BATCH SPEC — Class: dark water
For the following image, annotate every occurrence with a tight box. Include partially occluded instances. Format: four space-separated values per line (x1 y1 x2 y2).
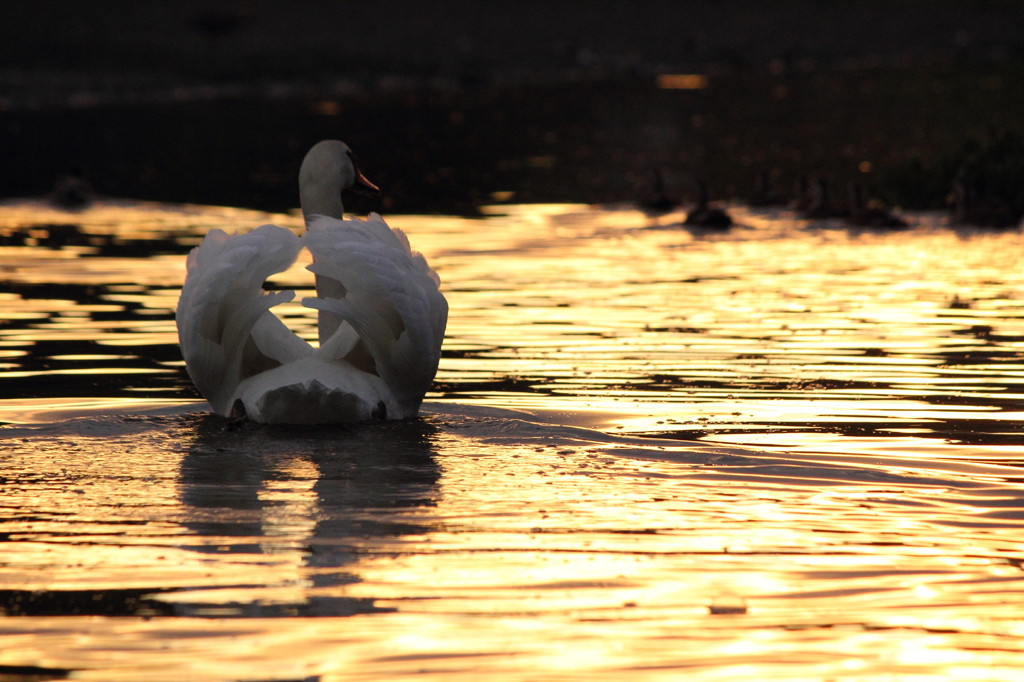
4 63 1024 217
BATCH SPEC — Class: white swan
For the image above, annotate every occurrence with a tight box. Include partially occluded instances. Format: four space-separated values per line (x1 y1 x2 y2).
176 140 448 423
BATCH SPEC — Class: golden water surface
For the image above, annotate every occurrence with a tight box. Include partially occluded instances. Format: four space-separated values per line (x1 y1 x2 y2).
2 199 1024 680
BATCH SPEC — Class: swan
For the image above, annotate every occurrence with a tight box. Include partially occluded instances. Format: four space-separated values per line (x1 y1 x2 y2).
683 179 733 229
176 140 448 424
50 163 94 209
638 169 676 215
846 183 908 228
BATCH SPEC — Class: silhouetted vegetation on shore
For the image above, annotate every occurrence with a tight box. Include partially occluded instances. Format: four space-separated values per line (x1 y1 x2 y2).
2 2 1022 216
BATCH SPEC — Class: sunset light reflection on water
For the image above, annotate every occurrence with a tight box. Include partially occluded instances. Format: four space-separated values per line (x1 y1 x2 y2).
2 200 1024 679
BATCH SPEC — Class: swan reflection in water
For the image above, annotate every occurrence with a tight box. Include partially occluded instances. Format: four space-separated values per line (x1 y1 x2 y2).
176 416 441 617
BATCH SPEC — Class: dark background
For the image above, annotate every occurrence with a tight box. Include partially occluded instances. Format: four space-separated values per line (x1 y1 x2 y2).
3 1 1023 214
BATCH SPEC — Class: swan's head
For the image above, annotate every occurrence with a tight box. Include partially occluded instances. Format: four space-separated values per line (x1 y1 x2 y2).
299 140 380 220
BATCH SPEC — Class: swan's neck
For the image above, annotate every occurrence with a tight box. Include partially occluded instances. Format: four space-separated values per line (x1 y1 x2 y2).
300 180 344 222
694 181 709 210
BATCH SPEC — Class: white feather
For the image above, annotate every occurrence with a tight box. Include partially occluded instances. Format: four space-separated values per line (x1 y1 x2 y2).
175 141 447 423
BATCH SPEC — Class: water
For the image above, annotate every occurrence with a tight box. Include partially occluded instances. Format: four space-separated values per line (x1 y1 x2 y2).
2 199 1024 680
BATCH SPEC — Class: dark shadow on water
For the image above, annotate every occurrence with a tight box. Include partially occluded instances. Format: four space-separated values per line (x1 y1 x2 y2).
0 664 72 681
0 588 175 618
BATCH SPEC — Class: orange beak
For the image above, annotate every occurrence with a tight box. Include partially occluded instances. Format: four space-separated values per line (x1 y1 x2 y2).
348 151 381 196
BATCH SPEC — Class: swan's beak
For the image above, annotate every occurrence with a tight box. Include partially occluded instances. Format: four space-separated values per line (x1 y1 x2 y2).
347 152 381 196
353 166 381 196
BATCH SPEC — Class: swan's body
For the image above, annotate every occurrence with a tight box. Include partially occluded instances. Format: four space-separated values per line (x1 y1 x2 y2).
176 140 447 423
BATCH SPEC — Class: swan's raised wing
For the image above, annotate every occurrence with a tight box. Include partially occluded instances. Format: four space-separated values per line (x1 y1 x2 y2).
303 213 448 418
176 224 310 415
